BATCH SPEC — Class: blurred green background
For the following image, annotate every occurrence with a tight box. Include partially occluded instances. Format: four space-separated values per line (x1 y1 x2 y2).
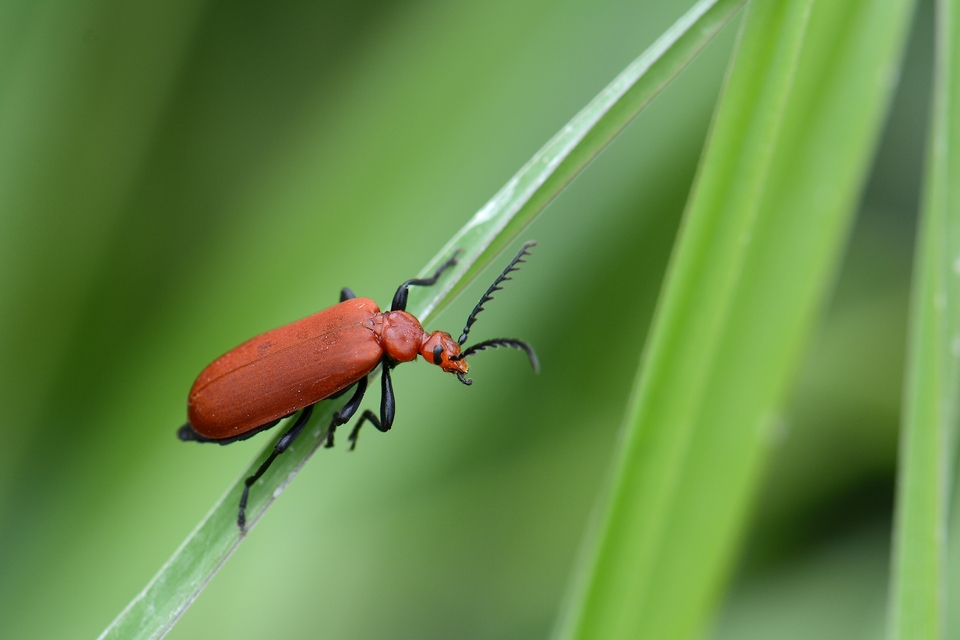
0 1 930 638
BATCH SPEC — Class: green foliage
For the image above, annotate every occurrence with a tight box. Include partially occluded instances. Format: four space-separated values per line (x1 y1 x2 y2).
889 0 960 637
561 0 919 638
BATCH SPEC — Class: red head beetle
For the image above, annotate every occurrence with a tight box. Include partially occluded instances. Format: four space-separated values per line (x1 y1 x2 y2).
178 241 539 531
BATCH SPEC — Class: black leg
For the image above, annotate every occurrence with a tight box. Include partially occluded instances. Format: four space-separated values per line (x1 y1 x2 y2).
340 287 356 302
237 404 314 532
380 362 395 430
178 416 287 445
177 423 206 442
347 409 384 450
347 362 394 450
323 377 368 448
390 252 459 311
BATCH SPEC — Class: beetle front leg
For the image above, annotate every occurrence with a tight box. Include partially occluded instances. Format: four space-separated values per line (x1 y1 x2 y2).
323 376 368 448
238 404 314 532
390 252 459 311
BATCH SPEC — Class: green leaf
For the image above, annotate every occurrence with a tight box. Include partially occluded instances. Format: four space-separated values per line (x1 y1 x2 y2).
409 0 747 320
888 0 960 636
97 1 745 638
556 0 917 638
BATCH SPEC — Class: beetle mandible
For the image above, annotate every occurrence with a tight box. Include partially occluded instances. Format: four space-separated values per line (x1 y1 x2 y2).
178 241 539 531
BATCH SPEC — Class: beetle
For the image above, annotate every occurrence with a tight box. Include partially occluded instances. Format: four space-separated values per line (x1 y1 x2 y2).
178 241 538 531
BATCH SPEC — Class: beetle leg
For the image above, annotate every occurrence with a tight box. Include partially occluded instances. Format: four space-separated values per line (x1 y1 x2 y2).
340 287 356 302
346 410 383 450
380 361 396 430
323 376 368 448
237 404 314 532
177 423 210 442
345 365 393 450
390 251 460 311
177 415 288 445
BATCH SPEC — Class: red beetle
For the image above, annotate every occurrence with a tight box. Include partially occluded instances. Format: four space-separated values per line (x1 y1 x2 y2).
178 242 538 530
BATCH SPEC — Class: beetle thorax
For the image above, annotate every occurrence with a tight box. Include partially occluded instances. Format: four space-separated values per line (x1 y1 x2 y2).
375 310 427 362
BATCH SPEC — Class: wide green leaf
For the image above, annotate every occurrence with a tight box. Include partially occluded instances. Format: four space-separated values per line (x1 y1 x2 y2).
889 0 960 637
558 0 917 638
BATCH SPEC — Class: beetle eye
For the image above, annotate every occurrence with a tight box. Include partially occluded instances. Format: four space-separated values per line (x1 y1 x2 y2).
432 344 443 365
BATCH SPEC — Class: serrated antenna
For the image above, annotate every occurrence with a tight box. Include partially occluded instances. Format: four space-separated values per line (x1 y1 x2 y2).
457 241 536 346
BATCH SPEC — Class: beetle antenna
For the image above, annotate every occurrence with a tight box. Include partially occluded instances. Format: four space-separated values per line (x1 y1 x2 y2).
458 241 536 345
451 338 539 373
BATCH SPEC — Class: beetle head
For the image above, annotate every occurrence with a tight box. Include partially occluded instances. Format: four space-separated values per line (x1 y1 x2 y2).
424 241 540 386
420 331 471 385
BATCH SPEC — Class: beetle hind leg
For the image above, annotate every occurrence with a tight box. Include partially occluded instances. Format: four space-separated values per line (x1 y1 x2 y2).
177 423 206 442
237 404 314 532
178 417 286 446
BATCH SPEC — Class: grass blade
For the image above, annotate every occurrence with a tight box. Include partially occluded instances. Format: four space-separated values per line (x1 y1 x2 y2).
97 2 745 638
409 0 747 320
557 0 917 638
888 0 960 636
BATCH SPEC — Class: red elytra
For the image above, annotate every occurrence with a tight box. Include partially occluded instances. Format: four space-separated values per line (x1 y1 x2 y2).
186 299 467 440
178 242 538 531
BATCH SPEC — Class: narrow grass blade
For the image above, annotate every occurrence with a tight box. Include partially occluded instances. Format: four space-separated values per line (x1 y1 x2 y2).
557 0 917 638
97 2 745 639
408 0 748 320
888 0 960 636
